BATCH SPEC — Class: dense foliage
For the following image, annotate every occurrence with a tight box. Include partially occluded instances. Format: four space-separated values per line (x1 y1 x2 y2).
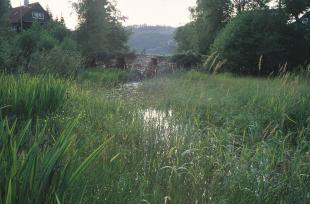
175 0 310 74
1 0 130 74
74 0 128 66
174 22 197 53
0 75 112 204
0 0 10 27
283 0 310 21
171 51 203 69
0 74 66 118
210 10 309 74
194 0 232 54
0 21 81 76
175 0 273 55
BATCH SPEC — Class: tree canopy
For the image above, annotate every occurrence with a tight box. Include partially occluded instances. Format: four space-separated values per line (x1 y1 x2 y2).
194 0 232 54
282 0 310 21
175 0 310 74
0 0 11 28
74 0 128 66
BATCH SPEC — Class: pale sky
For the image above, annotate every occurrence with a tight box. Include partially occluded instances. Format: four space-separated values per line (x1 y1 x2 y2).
11 0 196 29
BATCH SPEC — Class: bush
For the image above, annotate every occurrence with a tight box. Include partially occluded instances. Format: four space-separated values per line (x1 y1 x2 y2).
171 51 203 69
210 9 309 75
0 35 12 68
0 30 21 72
30 46 81 77
4 22 82 77
45 21 71 42
17 24 58 56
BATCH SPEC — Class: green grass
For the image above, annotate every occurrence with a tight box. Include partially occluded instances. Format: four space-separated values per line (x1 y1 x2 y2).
138 71 310 203
0 74 112 204
78 68 142 88
0 70 309 203
0 74 67 118
66 70 309 203
0 117 113 204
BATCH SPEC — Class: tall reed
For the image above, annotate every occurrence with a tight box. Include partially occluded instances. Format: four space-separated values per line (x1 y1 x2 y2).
0 117 112 204
0 74 67 118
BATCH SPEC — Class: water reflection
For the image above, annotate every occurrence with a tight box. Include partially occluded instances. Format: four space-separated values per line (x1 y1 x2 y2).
118 82 142 97
142 108 175 138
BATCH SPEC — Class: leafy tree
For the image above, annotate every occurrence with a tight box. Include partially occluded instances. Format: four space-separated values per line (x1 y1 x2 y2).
171 51 203 69
0 0 10 28
175 0 272 55
74 0 128 66
194 0 232 54
232 0 270 13
175 22 198 52
282 0 310 22
46 5 53 19
210 10 308 75
45 20 70 42
0 0 13 70
3 22 81 75
60 16 65 26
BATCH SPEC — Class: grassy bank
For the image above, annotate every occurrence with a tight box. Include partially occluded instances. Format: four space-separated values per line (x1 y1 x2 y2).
0 70 309 203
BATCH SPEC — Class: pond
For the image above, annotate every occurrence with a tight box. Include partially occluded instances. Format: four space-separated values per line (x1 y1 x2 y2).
121 82 176 138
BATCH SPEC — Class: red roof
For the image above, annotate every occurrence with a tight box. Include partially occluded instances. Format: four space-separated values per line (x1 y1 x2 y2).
9 3 40 24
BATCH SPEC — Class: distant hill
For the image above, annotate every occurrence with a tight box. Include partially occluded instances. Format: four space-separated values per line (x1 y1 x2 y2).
126 25 177 56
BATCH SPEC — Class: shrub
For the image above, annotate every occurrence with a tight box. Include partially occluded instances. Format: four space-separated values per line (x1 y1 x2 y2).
30 46 81 77
0 35 12 69
0 74 67 118
0 30 23 72
45 21 71 42
16 24 58 57
10 22 82 76
171 51 203 69
210 9 309 75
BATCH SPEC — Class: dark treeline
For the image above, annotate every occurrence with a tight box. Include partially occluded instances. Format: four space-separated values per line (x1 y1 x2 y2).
0 0 129 76
174 0 310 75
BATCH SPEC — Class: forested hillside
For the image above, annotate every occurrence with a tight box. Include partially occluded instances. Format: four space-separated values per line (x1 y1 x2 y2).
126 25 177 56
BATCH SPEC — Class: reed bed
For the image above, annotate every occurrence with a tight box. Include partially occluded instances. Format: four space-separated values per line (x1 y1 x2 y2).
0 74 67 118
0 70 309 203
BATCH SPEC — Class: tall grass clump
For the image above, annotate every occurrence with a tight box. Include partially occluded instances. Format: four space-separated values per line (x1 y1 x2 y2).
0 117 112 204
78 68 143 89
0 74 67 118
79 68 128 87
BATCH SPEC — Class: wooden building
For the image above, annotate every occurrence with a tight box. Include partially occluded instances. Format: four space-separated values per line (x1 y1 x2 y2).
9 1 51 32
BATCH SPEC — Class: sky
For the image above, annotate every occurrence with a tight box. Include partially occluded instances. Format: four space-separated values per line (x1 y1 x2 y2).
11 0 196 30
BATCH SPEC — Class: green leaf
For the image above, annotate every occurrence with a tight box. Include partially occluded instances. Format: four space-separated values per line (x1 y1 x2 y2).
69 136 114 184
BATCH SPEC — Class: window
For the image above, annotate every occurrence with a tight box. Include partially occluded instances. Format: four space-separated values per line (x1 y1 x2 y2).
32 11 44 20
302 17 309 25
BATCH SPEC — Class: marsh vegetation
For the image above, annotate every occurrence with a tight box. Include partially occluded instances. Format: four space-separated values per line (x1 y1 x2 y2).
1 69 309 203
1 0 309 203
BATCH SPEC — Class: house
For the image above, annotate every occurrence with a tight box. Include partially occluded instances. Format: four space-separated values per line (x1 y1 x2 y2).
301 12 310 25
9 1 51 32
